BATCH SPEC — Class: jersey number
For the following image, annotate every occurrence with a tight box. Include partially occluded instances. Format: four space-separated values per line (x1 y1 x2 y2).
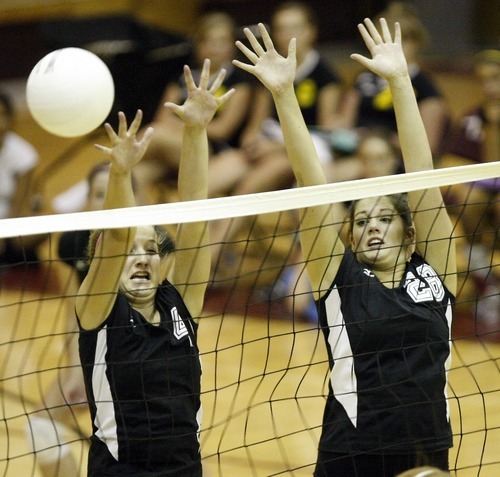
171 307 189 340
405 264 445 303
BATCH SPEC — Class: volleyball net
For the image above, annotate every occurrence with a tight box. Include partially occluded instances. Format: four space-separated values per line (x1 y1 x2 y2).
0 162 499 476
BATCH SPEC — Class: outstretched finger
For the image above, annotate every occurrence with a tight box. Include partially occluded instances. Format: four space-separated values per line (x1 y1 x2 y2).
128 109 143 136
183 64 197 91
379 17 393 43
393 21 402 45
287 37 297 62
164 101 182 118
243 26 266 57
357 23 373 47
138 126 154 152
216 87 235 107
209 67 227 95
350 53 371 70
357 22 375 53
103 121 118 144
235 40 259 64
199 58 211 90
232 58 254 74
258 23 275 52
117 111 128 137
364 17 383 45
94 142 112 155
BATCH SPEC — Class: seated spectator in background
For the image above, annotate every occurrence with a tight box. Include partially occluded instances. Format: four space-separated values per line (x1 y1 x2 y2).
324 126 403 184
137 11 254 204
440 48 499 328
441 48 499 249
209 1 344 262
337 1 450 158
0 90 45 265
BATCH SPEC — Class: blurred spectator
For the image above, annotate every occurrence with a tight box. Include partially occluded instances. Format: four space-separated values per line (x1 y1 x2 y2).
441 49 499 249
136 11 254 204
324 126 403 184
0 90 44 265
210 1 344 264
440 48 499 330
337 1 450 158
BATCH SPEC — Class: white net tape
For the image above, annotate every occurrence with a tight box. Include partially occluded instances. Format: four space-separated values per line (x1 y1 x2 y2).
2 162 498 238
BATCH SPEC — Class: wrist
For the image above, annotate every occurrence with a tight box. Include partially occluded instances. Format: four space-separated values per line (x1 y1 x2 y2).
387 72 412 90
271 83 296 101
109 163 133 176
183 123 208 134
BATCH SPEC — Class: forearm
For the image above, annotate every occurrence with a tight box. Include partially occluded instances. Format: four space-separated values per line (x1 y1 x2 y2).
273 86 327 187
102 166 136 242
178 125 209 202
104 166 136 210
173 124 210 308
389 74 434 172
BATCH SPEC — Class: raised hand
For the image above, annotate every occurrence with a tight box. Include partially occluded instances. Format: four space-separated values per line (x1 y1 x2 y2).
165 59 234 128
233 23 296 95
95 110 154 172
350 18 408 81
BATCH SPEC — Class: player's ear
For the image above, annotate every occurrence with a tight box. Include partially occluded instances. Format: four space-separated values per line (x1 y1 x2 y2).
404 226 416 260
405 226 416 245
349 232 356 251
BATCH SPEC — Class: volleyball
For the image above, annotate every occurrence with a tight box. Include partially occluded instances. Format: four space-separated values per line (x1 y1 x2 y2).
26 47 115 137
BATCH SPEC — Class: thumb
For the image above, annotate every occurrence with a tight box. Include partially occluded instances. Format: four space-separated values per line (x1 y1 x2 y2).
164 102 183 118
350 53 372 69
287 37 297 62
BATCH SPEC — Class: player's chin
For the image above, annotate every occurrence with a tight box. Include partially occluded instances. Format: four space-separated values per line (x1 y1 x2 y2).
356 249 380 267
123 283 156 297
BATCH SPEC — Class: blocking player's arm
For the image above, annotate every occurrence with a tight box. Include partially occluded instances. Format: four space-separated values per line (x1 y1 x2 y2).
76 111 153 330
233 24 344 298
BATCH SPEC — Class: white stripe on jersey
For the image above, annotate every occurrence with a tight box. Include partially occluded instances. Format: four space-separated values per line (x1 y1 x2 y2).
196 355 203 441
92 326 119 460
325 287 358 427
444 299 453 422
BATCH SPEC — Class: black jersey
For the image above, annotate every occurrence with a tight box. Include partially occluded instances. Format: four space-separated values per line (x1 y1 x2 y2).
316 251 453 456
78 280 202 476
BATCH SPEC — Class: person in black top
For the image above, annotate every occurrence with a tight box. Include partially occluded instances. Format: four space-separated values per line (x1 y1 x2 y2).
233 19 457 477
209 0 343 262
338 2 449 158
75 60 234 476
135 12 254 204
